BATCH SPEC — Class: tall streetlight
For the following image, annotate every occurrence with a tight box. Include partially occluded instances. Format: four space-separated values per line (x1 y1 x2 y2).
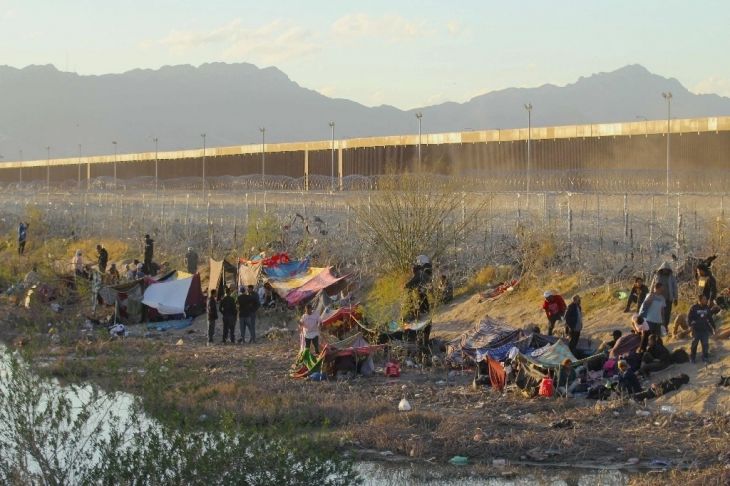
415 112 423 172
201 133 206 200
259 127 266 187
524 103 533 201
46 146 51 195
77 144 82 189
329 121 335 192
153 137 159 197
662 92 672 195
112 141 118 191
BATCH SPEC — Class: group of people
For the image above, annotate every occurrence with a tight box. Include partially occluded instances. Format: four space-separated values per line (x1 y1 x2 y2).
206 284 262 345
71 234 168 284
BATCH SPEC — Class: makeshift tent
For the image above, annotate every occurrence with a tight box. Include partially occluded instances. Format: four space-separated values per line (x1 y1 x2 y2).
98 279 145 324
142 273 205 319
238 261 262 288
269 267 327 299
323 333 382 377
528 340 578 366
290 348 326 379
446 317 524 365
209 258 238 294
285 268 349 306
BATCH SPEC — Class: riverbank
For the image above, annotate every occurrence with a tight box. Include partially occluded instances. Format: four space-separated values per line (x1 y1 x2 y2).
2 290 729 485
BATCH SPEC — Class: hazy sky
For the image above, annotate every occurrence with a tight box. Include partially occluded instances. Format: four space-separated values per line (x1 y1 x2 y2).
1 0 728 109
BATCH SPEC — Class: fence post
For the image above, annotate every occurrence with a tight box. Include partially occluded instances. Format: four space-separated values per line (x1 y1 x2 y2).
623 193 628 243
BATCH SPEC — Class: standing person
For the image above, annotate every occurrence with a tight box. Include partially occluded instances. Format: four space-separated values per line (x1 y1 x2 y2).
184 247 199 274
542 291 567 336
299 303 321 354
624 277 649 313
17 221 28 256
96 245 108 273
72 250 85 277
237 285 260 344
650 261 678 332
688 294 717 364
695 264 718 306
639 282 666 350
143 234 154 275
219 286 237 344
564 295 583 354
206 289 218 346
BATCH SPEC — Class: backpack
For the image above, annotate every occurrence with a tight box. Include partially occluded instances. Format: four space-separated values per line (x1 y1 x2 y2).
671 348 689 364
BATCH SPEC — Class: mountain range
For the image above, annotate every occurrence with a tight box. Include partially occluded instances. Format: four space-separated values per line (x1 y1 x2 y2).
1 62 729 160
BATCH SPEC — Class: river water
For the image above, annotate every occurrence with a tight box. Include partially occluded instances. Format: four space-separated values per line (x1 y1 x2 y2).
0 348 629 485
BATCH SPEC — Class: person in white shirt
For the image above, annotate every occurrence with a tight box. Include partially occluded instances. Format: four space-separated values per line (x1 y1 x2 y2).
299 304 322 354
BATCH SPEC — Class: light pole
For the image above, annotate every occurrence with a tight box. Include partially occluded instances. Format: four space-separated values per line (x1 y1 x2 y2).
415 112 423 172
329 121 335 191
46 146 50 195
153 137 159 197
77 144 82 189
112 141 118 190
662 92 672 195
259 127 266 187
201 133 206 200
524 103 533 201
636 115 648 137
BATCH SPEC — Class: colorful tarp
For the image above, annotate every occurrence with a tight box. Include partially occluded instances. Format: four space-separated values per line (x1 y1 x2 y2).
446 317 524 365
269 267 327 299
285 268 348 306
263 258 310 280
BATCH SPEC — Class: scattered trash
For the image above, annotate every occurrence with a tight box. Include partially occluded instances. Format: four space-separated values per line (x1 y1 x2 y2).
660 405 677 414
198 414 208 422
449 456 468 466
550 418 573 429
435 380 447 386
526 448 547 461
175 338 184 346
626 457 640 465
636 410 651 417
380 451 394 457
384 361 401 377
398 398 412 412
50 303 63 312
649 459 671 468
492 458 507 467
473 427 484 442
308 372 327 381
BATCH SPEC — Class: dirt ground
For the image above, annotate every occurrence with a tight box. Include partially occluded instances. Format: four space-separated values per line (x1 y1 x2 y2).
2 278 730 483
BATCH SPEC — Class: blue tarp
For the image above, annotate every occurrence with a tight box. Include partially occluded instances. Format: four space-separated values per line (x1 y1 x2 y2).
146 317 193 331
263 259 310 280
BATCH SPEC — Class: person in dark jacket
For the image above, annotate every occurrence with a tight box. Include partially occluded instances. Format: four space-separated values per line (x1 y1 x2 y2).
564 294 583 354
143 234 154 275
542 290 566 336
695 265 718 306
219 286 237 344
18 221 28 256
624 277 649 313
184 247 198 274
96 244 108 273
688 293 717 363
207 289 218 345
237 285 260 344
617 360 642 396
638 334 671 378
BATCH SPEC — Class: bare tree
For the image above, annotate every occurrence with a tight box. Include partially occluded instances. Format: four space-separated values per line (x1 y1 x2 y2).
351 175 485 271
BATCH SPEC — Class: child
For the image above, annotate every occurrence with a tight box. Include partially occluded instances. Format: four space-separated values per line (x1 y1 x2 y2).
688 294 717 364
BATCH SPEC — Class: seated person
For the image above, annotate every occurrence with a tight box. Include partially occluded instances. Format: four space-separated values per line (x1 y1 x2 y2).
638 334 671 378
597 330 623 353
616 360 643 396
567 368 590 396
624 277 649 313
555 358 577 395
672 313 690 339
